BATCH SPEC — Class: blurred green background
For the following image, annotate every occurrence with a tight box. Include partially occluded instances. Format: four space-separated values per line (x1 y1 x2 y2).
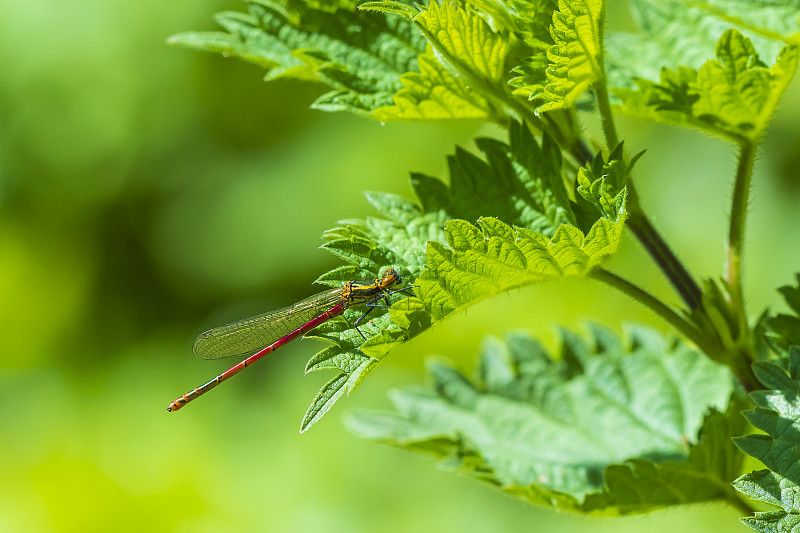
2 1 799 531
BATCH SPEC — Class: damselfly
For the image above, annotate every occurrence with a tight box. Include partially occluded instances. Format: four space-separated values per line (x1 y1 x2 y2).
168 268 412 412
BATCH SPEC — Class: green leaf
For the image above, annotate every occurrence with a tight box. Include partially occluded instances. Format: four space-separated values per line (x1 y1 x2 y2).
536 0 605 114
605 0 798 92
463 0 520 32
501 0 559 102
732 348 800 531
299 121 626 431
507 0 558 40
733 470 800 531
613 29 799 142
411 2 511 93
759 273 800 357
347 326 741 514
300 196 445 431
373 45 496 121
734 348 800 480
576 142 638 220
419 216 623 320
367 1 511 103
693 30 797 139
438 122 575 233
281 0 358 16
359 1 419 18
169 1 426 116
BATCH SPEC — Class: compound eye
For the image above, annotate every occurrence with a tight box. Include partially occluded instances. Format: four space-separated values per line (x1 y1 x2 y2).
384 268 400 285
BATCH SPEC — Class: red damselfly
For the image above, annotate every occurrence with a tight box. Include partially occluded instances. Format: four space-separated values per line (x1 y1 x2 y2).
168 268 412 412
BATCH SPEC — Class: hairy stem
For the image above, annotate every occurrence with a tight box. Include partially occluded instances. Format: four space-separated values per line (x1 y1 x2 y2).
727 141 757 329
590 267 719 357
592 44 702 310
594 80 620 150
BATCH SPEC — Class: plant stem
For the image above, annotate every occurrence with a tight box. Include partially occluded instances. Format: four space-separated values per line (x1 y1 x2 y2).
727 141 757 326
625 186 704 310
512 60 702 313
589 267 719 359
593 55 704 310
594 80 619 150
590 267 719 357
593 267 760 389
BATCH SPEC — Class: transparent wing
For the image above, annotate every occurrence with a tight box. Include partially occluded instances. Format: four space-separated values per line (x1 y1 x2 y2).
192 288 344 360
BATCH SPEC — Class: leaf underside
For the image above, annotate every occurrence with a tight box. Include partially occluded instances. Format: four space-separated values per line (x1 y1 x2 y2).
347 325 742 515
169 1 426 115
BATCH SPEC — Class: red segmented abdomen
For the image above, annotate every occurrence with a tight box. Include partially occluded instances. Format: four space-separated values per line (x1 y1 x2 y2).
167 304 346 412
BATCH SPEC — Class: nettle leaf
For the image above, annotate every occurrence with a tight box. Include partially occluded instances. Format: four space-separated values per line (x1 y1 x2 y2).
347 325 743 514
280 0 357 15
410 2 511 92
505 0 558 102
437 121 575 233
301 194 446 432
763 274 800 355
300 121 627 431
363 1 511 110
693 30 798 140
536 0 605 114
416 120 625 236
576 142 639 221
605 0 798 92
418 216 624 320
373 45 496 121
733 470 800 532
733 348 800 531
169 1 425 115
464 0 519 32
614 29 799 143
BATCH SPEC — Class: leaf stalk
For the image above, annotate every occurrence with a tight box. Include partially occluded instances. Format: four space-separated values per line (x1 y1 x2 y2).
594 80 619 150
590 267 718 357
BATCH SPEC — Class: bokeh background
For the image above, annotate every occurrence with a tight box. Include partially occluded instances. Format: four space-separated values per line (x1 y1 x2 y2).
2 1 799 531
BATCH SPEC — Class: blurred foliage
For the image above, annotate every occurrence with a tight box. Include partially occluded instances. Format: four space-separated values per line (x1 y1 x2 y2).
0 1 799 532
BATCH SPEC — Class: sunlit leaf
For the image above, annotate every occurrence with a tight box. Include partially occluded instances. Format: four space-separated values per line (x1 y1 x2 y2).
374 45 496 121
418 216 624 320
536 0 605 114
300 121 626 431
614 29 798 143
363 1 511 106
605 0 798 91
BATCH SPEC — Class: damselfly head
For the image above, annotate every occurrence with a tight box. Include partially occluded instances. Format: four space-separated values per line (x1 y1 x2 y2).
380 268 401 288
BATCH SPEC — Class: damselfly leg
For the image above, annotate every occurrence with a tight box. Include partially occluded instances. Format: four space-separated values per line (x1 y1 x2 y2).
353 284 418 336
